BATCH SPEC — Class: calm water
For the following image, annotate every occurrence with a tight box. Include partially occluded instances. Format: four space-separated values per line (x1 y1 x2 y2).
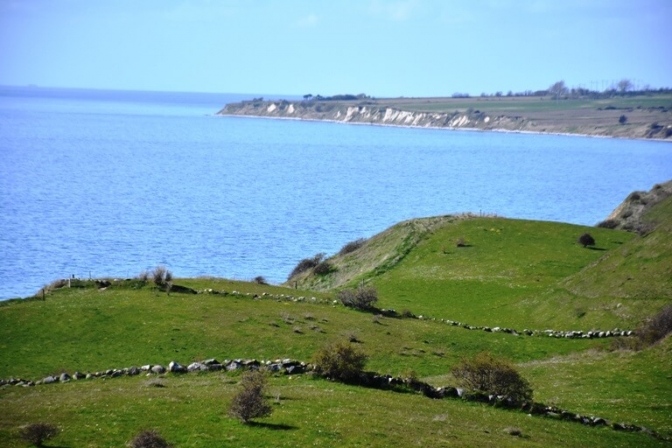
1 87 671 300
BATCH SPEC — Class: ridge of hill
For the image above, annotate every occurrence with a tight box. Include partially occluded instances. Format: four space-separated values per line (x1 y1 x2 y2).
286 183 672 330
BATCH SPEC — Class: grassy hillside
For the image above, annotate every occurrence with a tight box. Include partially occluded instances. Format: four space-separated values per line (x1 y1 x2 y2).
1 188 671 446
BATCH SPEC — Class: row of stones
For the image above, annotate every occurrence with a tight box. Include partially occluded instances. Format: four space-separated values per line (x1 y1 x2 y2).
354 372 660 439
1 357 661 440
0 358 307 388
80 281 639 340
199 289 636 339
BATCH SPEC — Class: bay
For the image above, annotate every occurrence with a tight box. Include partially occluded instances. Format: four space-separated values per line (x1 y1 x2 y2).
1 87 671 300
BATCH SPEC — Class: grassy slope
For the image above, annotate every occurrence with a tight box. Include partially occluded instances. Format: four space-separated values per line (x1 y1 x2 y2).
519 195 672 329
2 193 671 446
3 374 667 448
0 282 603 380
1 279 670 445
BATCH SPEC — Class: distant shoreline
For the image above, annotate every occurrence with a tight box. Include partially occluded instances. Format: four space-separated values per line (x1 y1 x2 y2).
217 111 672 144
217 95 672 142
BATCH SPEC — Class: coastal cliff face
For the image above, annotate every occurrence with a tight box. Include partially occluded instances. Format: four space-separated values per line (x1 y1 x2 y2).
219 100 529 131
218 99 672 140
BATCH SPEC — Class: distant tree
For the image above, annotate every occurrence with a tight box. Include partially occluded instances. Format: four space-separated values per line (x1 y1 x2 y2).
617 79 633 93
578 233 596 248
549 80 568 99
619 114 627 125
303 94 313 100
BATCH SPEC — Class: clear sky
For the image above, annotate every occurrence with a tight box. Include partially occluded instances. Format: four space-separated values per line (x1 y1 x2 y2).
1 0 670 97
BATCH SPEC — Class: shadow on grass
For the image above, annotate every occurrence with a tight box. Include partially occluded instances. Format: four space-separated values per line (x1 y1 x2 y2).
247 421 297 431
587 247 607 251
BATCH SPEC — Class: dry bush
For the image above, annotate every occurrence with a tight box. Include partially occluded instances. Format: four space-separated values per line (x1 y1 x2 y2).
19 423 59 447
452 352 532 401
337 286 378 310
338 238 367 256
313 260 335 276
638 304 672 346
313 341 367 382
137 270 149 282
128 429 171 448
596 218 619 229
288 253 325 279
229 371 272 424
152 266 172 287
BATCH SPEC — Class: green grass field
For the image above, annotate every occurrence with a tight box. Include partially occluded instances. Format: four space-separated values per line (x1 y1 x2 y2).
1 194 671 447
379 94 672 114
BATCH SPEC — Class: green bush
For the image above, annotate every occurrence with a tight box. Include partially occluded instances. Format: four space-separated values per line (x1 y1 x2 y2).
313 341 367 382
229 371 272 424
19 423 59 447
578 233 595 248
129 429 171 448
451 352 532 401
253 276 268 285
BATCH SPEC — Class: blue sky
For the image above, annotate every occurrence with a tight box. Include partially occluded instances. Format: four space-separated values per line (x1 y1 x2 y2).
1 0 670 97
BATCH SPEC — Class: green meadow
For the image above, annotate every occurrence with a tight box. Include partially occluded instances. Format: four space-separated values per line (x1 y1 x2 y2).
1 195 670 447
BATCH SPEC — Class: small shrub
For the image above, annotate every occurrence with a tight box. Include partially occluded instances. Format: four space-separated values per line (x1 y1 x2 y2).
129 429 170 448
19 423 59 447
596 218 619 229
637 304 672 346
337 286 378 310
229 371 272 424
452 352 532 401
293 326 303 334
129 429 171 448
338 238 367 255
456 237 468 247
253 275 268 285
578 233 595 248
619 114 627 125
504 427 523 437
152 266 173 287
343 330 360 343
137 270 149 282
313 260 334 276
288 253 325 279
313 341 367 382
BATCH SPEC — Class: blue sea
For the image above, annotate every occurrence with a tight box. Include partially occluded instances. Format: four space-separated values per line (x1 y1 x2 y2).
1 86 671 300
